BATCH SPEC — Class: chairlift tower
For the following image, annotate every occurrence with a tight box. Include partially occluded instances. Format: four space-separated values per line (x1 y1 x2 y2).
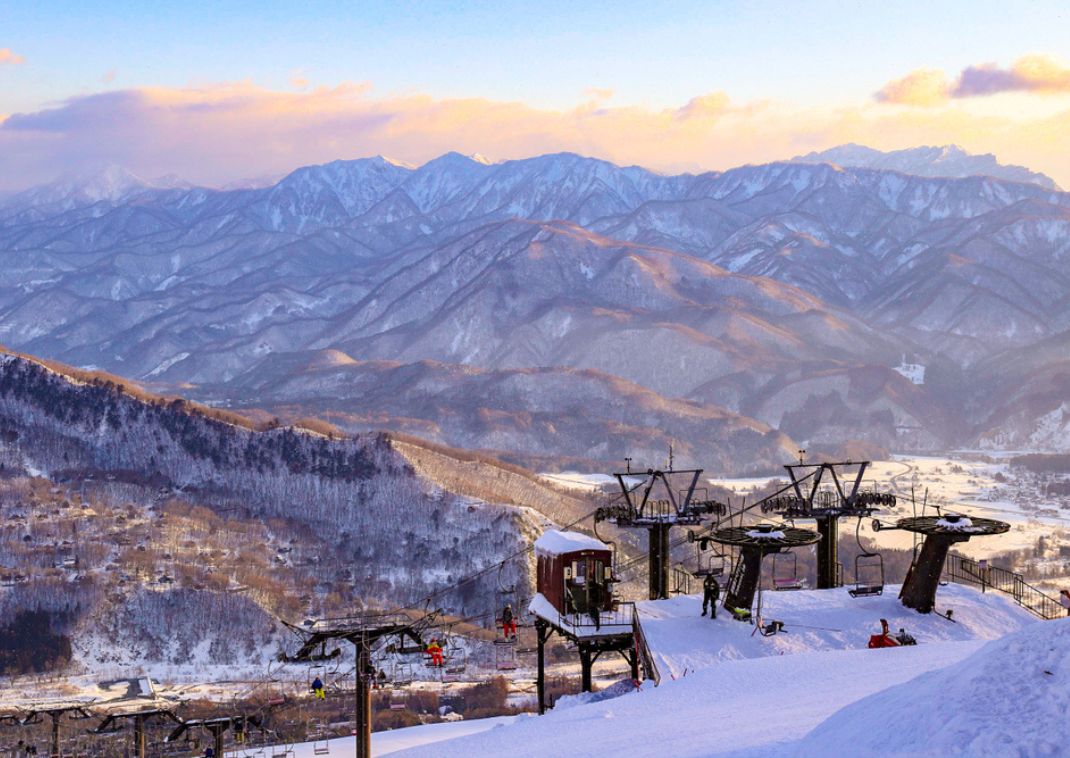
761 460 894 589
709 524 821 613
14 703 94 758
282 610 439 758
597 467 726 600
92 705 182 758
882 514 1009 613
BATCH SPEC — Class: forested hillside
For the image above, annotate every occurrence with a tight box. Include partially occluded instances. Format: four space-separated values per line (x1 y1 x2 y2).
0 351 546 674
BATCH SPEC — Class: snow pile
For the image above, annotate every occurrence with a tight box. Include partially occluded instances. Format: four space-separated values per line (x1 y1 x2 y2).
745 528 785 539
936 515 982 531
792 618 1070 758
553 678 641 711
533 529 607 555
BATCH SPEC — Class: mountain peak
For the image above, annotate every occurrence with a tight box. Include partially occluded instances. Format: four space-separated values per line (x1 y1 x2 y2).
790 143 1057 190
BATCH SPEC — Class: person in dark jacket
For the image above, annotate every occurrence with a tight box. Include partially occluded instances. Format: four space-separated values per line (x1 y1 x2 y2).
702 575 720 619
501 604 517 639
311 676 325 699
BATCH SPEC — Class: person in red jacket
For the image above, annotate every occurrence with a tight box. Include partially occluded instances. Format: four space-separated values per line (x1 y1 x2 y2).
426 638 444 667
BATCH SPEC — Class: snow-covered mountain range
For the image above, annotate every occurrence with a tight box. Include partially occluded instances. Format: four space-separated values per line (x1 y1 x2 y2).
1 145 1068 463
791 143 1059 190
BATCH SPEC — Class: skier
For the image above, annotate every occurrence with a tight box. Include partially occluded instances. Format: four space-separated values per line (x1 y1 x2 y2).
426 638 444 667
501 604 517 639
701 574 720 619
310 675 326 700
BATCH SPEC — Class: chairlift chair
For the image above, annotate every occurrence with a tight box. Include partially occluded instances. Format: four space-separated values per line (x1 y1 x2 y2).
443 641 467 675
691 532 730 578
772 551 803 591
849 553 885 598
392 660 414 687
495 642 519 671
848 518 885 598
312 729 330 755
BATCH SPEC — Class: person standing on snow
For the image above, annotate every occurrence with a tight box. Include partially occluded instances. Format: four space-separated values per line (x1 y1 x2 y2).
1060 589 1070 616
702 574 720 619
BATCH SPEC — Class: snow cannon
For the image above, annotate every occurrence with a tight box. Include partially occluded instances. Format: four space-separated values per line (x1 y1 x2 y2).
895 514 1009 614
709 523 820 615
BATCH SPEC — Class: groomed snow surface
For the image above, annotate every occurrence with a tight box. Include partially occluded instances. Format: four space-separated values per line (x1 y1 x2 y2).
284 584 1058 757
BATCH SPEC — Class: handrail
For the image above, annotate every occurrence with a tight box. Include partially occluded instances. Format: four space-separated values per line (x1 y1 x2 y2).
631 605 661 686
943 553 1065 621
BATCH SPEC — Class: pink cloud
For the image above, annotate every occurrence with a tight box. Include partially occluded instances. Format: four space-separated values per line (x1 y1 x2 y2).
953 54 1070 97
0 80 1067 190
0 48 25 66
878 54 1070 107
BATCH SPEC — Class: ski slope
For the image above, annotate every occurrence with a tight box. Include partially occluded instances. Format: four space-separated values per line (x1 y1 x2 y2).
283 716 523 757
637 583 1033 679
375 584 1039 757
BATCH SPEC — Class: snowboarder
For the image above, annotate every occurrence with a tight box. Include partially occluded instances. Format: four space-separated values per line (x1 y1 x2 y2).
501 604 517 639
895 628 917 646
1060 589 1070 616
310 675 326 700
426 638 444 667
701 575 720 619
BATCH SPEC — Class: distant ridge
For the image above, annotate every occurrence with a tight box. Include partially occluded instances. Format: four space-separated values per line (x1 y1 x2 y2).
790 143 1058 190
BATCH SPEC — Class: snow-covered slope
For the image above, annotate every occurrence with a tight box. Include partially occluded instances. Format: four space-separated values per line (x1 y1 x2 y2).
370 585 1037 758
637 583 1033 679
793 617 1070 758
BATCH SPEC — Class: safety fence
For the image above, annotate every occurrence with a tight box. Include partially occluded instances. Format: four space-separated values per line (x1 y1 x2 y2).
944 553 1065 620
631 604 661 686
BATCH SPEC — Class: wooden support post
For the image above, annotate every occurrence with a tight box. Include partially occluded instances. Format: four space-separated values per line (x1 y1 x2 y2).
355 642 372 758
50 711 60 758
628 647 640 683
579 643 593 693
214 726 225 758
133 715 146 758
536 620 549 715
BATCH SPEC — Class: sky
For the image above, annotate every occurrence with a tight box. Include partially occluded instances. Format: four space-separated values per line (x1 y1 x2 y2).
1 0 1069 190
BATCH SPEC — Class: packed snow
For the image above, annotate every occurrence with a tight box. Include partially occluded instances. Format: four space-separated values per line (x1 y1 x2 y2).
302 583 1042 758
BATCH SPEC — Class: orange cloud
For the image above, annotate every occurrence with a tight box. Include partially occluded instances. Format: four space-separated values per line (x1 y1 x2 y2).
878 54 1070 107
875 69 951 106
1 80 1067 190
0 48 25 66
954 54 1070 97
674 92 731 121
